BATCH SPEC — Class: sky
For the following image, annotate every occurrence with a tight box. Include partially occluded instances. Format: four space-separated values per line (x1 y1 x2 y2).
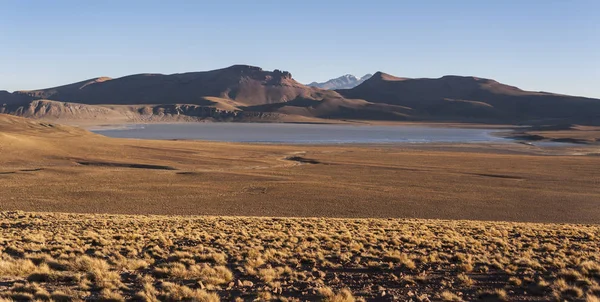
1 0 598 97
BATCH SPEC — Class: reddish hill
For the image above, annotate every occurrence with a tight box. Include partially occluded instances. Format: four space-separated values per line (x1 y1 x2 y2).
5 67 600 125
15 65 342 106
8 66 412 123
338 72 600 124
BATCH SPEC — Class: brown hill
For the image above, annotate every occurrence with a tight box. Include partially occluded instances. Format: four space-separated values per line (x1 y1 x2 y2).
337 72 600 124
4 66 600 125
0 113 90 137
244 97 412 120
15 65 341 106
0 114 93 164
6 66 413 123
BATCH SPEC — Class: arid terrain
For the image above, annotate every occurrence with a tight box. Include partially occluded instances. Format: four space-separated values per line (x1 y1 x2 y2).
1 115 600 223
2 115 600 301
2 1 599 300
0 211 599 301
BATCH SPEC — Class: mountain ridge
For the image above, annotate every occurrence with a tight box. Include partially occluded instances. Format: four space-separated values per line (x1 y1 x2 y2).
337 72 600 124
2 65 600 125
13 65 339 106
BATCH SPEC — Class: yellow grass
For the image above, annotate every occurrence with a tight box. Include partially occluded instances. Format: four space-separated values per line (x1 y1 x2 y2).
0 211 598 300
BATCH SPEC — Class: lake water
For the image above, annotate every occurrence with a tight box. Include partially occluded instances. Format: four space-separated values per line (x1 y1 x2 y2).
92 123 509 144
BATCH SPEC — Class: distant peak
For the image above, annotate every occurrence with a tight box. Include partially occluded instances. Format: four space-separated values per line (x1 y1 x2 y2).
307 73 373 90
371 72 408 82
371 71 389 78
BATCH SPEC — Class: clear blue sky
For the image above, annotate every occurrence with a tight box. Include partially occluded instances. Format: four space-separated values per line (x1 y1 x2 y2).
1 0 598 97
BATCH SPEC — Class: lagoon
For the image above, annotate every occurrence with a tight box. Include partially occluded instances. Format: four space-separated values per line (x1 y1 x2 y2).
92 123 509 144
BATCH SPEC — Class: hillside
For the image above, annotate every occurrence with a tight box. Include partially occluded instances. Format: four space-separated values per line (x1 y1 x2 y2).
0 99 247 124
15 65 341 106
3 66 600 125
338 72 600 124
3 66 410 123
0 114 91 138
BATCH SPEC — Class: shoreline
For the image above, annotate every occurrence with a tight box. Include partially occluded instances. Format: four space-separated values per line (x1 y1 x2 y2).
9 114 599 146
87 121 596 147
3 113 600 223
70 119 519 130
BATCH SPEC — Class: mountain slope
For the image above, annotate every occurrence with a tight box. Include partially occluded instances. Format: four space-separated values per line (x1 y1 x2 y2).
4 66 600 125
7 66 411 123
337 72 600 124
308 74 372 90
15 65 342 106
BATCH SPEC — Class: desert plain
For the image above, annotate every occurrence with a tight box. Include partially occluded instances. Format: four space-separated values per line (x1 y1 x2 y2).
1 114 600 301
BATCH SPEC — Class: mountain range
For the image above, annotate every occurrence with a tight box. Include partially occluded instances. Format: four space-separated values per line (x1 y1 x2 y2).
307 74 373 90
2 64 600 125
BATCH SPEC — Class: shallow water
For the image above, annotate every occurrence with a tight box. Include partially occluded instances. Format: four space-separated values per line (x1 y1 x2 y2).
92 123 509 144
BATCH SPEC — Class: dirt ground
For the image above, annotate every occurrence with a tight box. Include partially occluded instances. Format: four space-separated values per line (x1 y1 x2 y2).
1 115 599 224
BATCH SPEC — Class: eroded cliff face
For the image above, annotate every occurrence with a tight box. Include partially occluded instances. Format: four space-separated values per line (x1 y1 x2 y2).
0 100 291 124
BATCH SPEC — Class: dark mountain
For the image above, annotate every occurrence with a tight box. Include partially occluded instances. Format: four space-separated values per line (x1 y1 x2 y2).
3 66 600 125
15 65 342 106
0 90 34 105
337 72 600 124
5 66 405 122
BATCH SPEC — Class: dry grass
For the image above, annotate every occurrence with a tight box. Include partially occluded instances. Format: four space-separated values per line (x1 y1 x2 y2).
0 211 598 301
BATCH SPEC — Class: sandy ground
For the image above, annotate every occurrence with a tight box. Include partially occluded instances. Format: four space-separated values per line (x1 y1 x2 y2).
1 115 599 224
